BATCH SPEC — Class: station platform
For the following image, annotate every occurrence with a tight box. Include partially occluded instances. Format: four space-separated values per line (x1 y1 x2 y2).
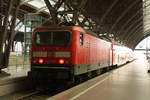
0 65 30 81
48 56 150 100
0 65 30 96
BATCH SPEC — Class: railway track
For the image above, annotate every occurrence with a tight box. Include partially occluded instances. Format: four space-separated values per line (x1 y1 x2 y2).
13 83 69 100
14 91 40 100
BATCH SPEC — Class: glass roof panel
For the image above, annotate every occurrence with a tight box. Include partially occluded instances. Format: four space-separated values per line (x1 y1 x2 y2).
44 9 49 13
143 0 150 35
28 0 46 8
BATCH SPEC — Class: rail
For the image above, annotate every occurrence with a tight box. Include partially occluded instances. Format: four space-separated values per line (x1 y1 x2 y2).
15 91 40 100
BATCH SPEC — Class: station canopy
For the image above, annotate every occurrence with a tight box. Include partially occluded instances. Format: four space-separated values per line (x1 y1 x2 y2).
16 0 150 49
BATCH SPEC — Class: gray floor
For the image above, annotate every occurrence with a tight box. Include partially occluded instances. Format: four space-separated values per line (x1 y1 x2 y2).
0 65 30 81
74 58 150 100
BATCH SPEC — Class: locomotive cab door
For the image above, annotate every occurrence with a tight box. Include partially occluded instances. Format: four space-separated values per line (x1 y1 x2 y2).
80 33 91 72
84 35 91 72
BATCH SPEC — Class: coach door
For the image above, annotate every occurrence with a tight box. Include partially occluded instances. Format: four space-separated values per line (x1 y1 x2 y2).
110 44 113 66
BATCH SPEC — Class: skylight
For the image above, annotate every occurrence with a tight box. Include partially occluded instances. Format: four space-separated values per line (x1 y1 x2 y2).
28 0 46 8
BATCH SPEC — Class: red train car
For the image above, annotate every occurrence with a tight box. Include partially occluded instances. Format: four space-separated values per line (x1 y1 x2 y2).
29 26 133 83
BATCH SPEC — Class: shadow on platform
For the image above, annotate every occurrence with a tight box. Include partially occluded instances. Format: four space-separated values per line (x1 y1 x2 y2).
0 71 11 78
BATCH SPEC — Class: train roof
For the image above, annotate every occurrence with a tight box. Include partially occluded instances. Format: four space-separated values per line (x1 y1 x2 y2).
34 26 85 32
111 40 120 45
85 30 99 38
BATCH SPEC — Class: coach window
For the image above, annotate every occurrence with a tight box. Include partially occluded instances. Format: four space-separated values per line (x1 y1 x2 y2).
80 33 84 46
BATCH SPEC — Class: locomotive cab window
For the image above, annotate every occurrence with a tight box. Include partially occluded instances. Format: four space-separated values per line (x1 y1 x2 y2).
80 33 84 46
35 31 71 46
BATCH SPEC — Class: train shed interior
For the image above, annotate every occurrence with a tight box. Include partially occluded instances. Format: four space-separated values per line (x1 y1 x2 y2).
0 0 147 67
1 0 150 100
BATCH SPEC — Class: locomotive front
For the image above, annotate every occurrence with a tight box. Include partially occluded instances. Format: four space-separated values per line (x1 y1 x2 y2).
29 27 75 80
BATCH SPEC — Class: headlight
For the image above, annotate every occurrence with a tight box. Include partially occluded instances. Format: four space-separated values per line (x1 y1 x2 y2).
59 59 65 64
38 58 44 64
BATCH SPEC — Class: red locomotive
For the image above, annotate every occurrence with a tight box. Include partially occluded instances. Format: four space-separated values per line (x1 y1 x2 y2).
28 26 133 83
